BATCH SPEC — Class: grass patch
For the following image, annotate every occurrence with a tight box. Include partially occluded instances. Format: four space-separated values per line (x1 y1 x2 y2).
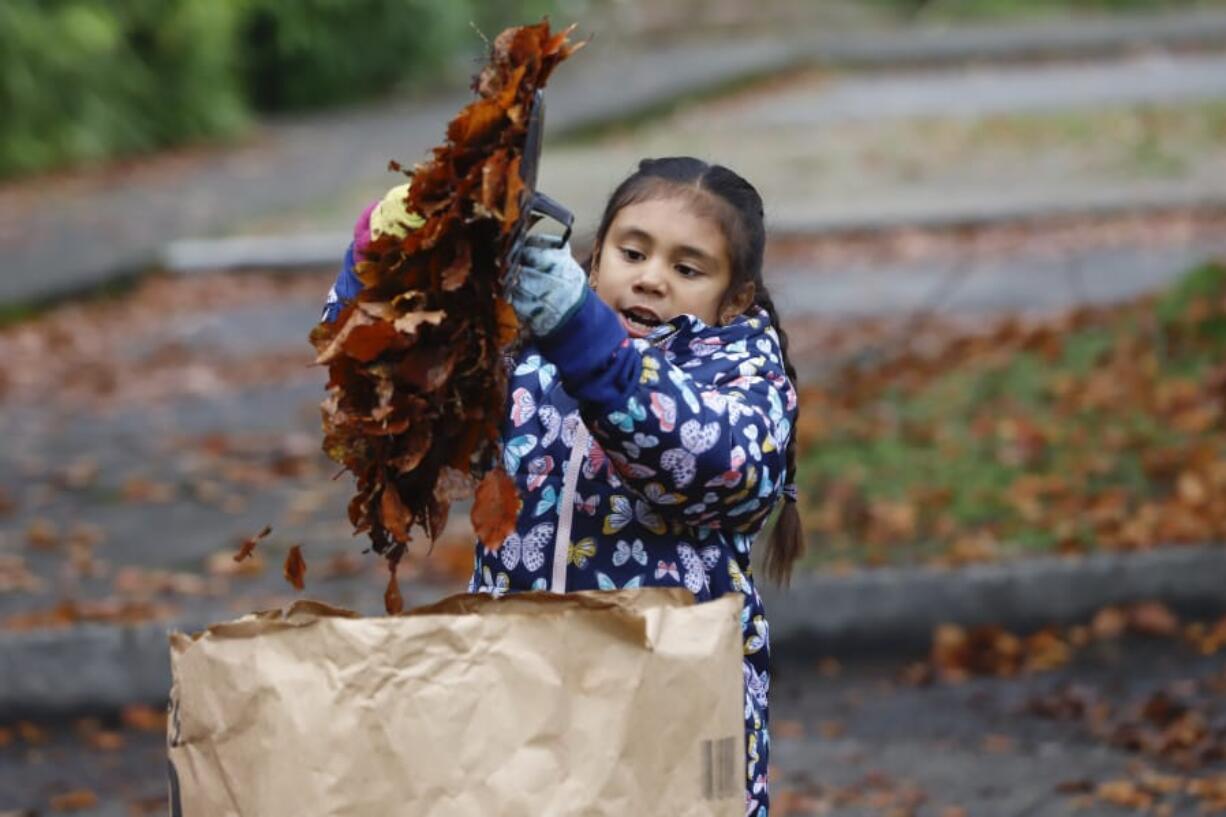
870 0 1226 22
796 261 1226 569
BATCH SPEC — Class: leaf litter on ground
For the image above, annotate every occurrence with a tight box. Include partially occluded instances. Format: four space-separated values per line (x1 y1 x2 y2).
796 260 1226 569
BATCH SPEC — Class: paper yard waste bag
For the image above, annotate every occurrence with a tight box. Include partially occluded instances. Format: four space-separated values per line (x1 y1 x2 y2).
167 588 745 817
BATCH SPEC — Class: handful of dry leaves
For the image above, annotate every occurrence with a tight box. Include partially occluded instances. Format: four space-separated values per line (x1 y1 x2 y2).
308 22 580 609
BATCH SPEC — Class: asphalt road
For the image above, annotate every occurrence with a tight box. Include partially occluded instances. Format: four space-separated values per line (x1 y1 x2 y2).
2 635 1223 816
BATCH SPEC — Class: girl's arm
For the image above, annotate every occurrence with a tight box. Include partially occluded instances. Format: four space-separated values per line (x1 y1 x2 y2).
535 287 795 531
320 184 421 323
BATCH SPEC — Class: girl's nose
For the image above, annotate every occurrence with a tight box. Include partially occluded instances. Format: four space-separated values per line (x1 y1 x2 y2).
633 262 667 296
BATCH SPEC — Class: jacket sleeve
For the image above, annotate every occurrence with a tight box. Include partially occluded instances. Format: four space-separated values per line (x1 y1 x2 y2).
321 242 363 324
538 293 795 531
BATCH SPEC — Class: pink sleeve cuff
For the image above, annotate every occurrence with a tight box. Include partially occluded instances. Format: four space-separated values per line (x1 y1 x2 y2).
352 199 379 257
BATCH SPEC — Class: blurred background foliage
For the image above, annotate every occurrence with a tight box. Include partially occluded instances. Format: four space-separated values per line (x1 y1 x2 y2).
3 0 1223 179
869 0 1226 19
0 0 567 179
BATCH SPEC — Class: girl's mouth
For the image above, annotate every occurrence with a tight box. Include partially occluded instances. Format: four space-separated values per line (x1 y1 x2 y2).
619 306 663 337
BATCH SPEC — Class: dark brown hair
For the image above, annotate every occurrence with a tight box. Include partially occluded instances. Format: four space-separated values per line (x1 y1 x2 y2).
586 157 804 586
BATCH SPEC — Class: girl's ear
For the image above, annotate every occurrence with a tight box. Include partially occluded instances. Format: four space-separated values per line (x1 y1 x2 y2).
588 245 602 288
719 282 756 324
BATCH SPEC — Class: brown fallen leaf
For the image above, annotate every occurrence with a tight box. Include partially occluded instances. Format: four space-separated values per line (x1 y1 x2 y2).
120 475 174 504
1128 601 1180 638
1091 606 1127 640
25 518 58 550
234 524 272 562
283 545 307 591
49 790 99 812
17 721 47 745
127 795 168 816
1096 779 1154 810
1055 779 1095 794
471 468 521 551
982 734 1015 753
120 704 167 733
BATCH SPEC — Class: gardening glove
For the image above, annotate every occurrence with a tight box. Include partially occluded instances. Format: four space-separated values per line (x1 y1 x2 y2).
322 183 424 323
507 235 588 337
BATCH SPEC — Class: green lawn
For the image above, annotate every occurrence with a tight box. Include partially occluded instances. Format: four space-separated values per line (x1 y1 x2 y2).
795 261 1226 568
871 0 1226 22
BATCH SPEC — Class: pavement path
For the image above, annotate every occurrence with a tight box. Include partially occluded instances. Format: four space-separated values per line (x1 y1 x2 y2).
2 635 1223 816
700 52 1226 126
6 12 1226 303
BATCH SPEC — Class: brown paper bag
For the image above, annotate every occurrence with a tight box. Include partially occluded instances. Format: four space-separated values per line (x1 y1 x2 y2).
167 588 745 816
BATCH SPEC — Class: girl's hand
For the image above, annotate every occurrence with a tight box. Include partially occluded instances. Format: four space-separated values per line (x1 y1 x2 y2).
507 236 588 337
321 183 422 323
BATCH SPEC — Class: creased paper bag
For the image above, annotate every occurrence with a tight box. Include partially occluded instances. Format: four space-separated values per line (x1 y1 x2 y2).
168 588 745 817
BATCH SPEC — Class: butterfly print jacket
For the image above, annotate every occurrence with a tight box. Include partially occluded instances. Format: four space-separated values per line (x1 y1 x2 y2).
325 251 795 814
468 288 796 815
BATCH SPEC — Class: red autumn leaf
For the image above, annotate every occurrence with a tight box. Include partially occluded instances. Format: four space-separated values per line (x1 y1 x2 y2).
385 567 404 615
234 524 272 562
471 468 521 551
283 545 307 591
309 21 581 582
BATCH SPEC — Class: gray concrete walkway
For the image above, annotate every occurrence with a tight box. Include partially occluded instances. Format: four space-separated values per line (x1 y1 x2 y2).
4 11 1226 304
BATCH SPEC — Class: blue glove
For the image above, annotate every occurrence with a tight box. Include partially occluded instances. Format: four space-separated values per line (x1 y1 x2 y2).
507 235 588 337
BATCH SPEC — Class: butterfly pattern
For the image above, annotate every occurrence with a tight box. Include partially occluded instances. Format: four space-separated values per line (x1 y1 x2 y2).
467 306 796 814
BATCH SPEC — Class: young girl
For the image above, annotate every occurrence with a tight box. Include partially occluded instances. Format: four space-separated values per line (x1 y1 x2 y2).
325 157 801 815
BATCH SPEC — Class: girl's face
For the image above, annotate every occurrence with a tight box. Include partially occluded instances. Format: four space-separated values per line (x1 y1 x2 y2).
591 196 753 338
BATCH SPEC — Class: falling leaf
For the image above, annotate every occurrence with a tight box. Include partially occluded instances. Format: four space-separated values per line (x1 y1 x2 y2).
234 524 272 562
471 468 521 551
283 545 307 592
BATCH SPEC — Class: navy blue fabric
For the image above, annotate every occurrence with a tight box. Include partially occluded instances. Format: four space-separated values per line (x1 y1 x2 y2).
320 242 362 323
537 287 640 406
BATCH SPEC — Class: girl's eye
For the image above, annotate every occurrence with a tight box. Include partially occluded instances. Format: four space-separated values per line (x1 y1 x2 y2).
619 247 645 262
675 264 702 279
